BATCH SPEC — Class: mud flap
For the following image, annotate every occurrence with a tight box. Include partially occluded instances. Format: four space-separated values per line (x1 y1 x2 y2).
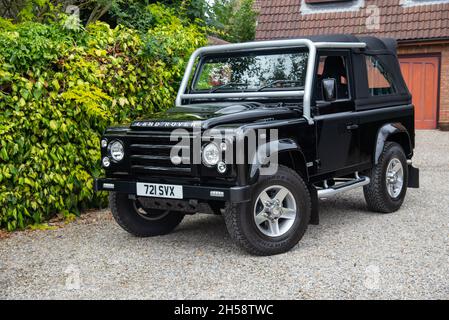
408 165 420 188
308 185 319 225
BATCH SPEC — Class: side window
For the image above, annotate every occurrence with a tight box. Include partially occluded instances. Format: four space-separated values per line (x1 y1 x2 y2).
365 56 396 96
316 55 350 101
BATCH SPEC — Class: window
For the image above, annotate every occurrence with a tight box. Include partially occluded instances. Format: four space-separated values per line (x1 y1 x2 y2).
305 0 352 3
193 51 308 92
315 55 349 101
301 0 364 14
402 0 449 8
365 56 396 96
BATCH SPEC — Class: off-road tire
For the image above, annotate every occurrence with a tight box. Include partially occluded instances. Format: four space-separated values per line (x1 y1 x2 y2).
223 165 311 256
109 192 184 237
363 142 408 213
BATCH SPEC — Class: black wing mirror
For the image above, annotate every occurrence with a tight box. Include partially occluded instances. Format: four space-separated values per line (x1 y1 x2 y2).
322 78 337 102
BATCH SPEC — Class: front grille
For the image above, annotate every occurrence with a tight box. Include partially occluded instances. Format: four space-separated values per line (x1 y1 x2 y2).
126 129 194 176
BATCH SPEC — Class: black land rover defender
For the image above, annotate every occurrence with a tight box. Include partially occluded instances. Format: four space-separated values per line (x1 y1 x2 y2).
95 35 420 256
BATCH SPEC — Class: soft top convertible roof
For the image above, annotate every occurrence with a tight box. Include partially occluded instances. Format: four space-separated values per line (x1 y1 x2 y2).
297 35 409 109
302 34 398 55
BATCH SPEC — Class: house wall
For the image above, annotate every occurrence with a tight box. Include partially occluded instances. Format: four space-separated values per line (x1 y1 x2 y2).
398 42 449 130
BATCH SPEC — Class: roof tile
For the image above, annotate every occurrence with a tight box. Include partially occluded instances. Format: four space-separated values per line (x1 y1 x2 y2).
256 0 449 41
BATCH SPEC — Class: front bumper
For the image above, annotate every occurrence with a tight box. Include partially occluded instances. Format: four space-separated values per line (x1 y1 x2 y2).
94 178 251 203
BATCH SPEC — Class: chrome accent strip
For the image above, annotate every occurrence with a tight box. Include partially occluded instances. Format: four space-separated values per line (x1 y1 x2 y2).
176 39 367 125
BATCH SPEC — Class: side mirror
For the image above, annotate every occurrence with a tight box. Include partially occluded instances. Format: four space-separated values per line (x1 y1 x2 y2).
322 78 337 102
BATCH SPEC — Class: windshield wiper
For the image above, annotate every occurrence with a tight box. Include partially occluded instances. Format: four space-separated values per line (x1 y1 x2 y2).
257 80 304 92
210 82 248 93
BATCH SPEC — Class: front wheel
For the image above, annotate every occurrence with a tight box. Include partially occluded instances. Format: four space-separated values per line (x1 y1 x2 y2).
363 142 408 213
223 165 311 256
109 192 184 237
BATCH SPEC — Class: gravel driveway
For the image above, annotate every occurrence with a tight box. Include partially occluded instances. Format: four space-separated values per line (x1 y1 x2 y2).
1 131 448 300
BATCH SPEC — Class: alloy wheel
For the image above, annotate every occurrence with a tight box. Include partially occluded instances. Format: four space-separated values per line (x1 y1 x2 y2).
253 185 298 237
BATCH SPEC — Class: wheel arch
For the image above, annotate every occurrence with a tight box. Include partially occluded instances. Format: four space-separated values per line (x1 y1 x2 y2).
248 138 309 185
277 150 309 180
374 123 413 164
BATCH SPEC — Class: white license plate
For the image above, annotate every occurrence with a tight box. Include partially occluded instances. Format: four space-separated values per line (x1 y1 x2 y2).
136 183 183 199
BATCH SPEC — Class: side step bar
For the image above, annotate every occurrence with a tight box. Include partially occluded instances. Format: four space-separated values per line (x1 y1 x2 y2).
317 175 370 199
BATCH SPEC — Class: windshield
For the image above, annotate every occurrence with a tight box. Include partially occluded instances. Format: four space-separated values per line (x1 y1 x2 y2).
193 50 308 92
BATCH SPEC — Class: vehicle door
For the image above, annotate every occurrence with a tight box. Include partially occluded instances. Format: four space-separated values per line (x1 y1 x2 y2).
313 51 361 175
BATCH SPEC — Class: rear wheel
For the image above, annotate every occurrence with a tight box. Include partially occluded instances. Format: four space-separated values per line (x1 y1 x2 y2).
363 142 408 213
223 165 311 256
109 192 184 237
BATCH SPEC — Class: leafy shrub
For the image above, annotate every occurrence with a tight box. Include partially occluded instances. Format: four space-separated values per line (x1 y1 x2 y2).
0 12 207 230
209 0 258 43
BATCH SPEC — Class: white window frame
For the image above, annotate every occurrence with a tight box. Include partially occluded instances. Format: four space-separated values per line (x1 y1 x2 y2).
401 0 449 7
300 0 365 15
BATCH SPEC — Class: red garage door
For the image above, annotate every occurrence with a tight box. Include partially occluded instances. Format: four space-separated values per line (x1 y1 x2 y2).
399 56 439 129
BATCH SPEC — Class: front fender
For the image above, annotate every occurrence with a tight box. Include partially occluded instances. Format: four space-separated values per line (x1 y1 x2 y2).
248 138 307 184
375 123 412 164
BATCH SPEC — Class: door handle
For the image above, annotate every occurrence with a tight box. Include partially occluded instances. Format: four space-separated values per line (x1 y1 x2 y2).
346 124 359 130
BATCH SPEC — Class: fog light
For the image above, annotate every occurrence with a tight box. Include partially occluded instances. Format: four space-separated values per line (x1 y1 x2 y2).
102 157 111 167
217 161 227 174
101 139 108 148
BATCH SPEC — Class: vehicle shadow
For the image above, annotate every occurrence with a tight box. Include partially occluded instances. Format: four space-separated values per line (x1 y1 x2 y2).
161 193 378 254
165 214 235 250
318 196 372 217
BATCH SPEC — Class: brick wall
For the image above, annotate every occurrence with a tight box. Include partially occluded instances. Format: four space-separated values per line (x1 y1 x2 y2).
398 42 449 130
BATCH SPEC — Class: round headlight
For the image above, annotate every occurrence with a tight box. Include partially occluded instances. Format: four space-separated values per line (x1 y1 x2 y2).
101 139 108 148
202 143 220 167
109 140 124 162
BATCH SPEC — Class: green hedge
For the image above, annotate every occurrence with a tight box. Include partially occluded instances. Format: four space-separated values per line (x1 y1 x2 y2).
0 12 207 230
